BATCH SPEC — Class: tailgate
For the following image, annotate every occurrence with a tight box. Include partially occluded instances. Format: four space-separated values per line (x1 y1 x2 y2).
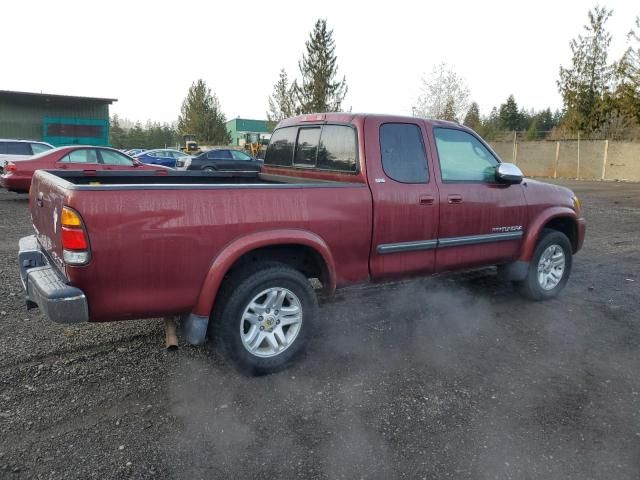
29 171 68 273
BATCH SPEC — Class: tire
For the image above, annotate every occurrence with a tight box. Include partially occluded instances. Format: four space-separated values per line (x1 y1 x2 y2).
515 229 573 301
203 167 215 172
212 262 317 375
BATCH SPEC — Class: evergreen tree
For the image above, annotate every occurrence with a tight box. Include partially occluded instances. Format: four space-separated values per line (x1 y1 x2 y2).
463 102 482 131
612 17 640 128
109 114 126 148
498 95 520 130
178 79 231 144
441 96 457 121
558 6 614 133
123 122 143 148
294 19 348 113
267 69 297 123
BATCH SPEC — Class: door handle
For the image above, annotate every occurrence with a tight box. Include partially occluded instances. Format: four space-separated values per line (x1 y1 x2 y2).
448 194 463 204
419 195 435 205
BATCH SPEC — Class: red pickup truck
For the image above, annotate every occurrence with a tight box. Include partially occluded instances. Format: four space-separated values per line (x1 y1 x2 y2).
19 113 585 374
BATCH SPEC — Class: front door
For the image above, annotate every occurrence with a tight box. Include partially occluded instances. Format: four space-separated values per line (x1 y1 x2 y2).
366 117 440 280
429 127 526 272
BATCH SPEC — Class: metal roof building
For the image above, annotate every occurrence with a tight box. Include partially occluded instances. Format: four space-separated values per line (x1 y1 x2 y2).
226 118 272 146
0 90 117 146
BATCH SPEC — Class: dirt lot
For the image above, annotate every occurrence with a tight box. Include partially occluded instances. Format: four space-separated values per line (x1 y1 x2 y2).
0 180 639 479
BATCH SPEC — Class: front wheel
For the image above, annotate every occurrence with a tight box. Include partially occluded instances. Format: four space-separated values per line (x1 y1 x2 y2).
214 263 317 375
514 229 573 301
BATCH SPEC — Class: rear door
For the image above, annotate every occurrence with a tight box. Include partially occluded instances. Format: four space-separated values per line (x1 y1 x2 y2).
57 148 101 170
429 127 526 272
365 117 440 279
207 150 235 170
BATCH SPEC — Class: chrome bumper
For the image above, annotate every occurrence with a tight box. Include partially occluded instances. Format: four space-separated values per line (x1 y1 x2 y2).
18 235 88 323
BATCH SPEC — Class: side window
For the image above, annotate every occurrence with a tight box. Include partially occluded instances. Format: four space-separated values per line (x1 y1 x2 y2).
208 150 232 160
31 143 52 154
59 149 99 164
433 128 498 182
4 142 32 155
100 150 134 166
264 127 296 166
230 150 252 161
379 123 428 183
171 151 184 159
294 127 320 166
317 125 357 172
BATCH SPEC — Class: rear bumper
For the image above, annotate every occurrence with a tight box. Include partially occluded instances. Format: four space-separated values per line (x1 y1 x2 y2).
18 235 88 323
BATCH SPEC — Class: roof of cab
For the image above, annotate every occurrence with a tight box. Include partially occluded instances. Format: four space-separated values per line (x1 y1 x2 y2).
276 113 462 129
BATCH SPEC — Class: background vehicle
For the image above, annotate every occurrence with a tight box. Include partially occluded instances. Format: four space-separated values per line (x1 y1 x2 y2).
0 139 53 165
19 113 585 375
180 134 201 155
1 146 167 193
175 148 262 171
134 148 185 168
125 148 146 156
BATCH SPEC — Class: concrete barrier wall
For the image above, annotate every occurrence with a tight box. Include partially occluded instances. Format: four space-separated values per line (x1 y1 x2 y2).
606 142 640 181
487 140 640 182
490 142 514 163
517 142 557 178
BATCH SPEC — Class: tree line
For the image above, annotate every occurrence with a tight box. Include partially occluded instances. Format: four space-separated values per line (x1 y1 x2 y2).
415 6 640 141
111 7 640 149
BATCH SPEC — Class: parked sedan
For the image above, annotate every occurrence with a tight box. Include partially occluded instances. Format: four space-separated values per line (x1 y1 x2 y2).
134 149 186 168
175 148 262 172
0 146 167 193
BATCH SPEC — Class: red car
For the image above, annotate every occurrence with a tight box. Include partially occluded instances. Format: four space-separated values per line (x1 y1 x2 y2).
19 113 585 374
1 146 166 193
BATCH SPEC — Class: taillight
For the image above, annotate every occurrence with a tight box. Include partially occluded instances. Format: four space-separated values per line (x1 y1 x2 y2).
5 162 16 173
60 206 90 265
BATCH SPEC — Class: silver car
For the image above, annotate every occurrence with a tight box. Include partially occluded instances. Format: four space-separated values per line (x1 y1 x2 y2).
0 139 54 166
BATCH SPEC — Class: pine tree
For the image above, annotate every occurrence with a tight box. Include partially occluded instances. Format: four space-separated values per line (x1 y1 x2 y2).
558 6 614 134
498 95 520 130
294 19 348 114
267 69 297 122
178 79 231 144
463 102 482 131
613 17 640 127
109 114 126 148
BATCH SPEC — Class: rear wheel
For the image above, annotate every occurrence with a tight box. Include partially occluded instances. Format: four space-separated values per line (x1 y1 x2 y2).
515 229 572 301
212 262 317 375
203 166 215 172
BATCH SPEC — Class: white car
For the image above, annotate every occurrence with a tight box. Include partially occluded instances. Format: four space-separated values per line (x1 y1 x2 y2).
0 139 54 166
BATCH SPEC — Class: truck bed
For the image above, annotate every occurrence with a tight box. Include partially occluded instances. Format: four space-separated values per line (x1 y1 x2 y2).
45 169 346 188
29 169 373 322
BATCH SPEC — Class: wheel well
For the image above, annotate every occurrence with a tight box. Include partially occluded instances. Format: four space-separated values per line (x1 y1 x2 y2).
223 244 328 289
542 217 577 252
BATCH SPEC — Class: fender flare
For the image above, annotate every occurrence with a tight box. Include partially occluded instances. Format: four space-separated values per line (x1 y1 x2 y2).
192 229 337 317
519 206 578 262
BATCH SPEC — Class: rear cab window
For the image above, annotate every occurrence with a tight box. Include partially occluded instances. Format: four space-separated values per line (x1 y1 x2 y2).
379 123 428 183
265 124 357 173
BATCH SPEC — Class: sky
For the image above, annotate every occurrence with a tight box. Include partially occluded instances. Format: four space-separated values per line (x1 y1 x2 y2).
1 0 638 124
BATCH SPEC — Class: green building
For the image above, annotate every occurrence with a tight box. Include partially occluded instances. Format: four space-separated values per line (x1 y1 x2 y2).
226 118 272 146
0 90 116 146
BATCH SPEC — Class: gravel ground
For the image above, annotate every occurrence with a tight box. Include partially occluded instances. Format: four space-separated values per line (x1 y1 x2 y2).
0 180 639 479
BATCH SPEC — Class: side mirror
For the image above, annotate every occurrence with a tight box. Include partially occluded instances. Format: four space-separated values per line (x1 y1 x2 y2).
495 163 523 184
